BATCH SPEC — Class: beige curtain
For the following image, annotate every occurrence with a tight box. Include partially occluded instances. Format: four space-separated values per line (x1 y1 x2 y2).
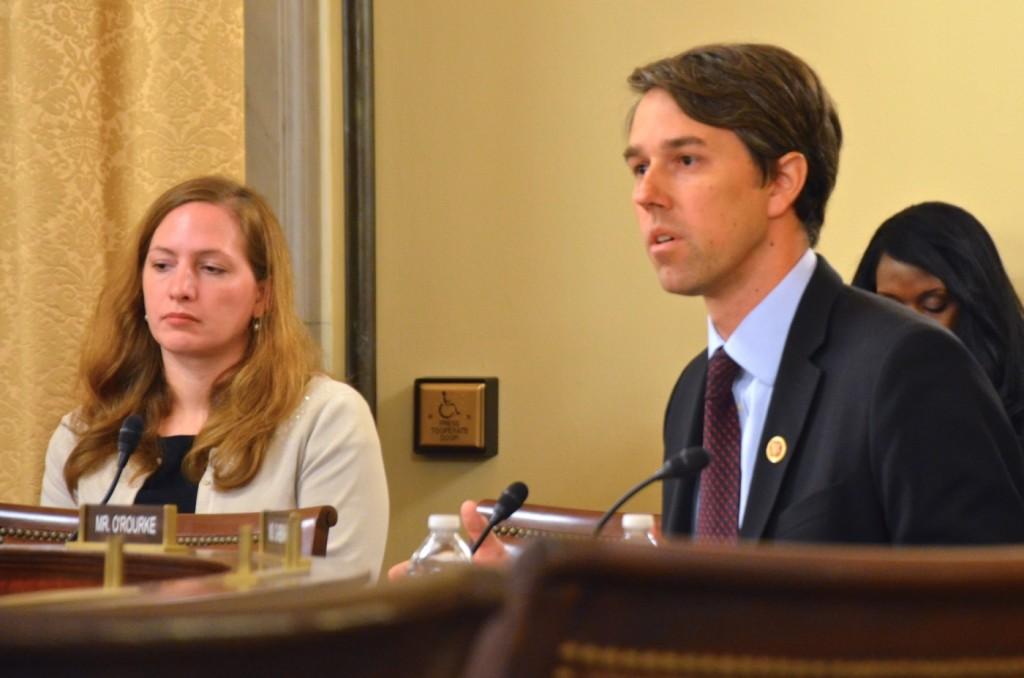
0 0 244 504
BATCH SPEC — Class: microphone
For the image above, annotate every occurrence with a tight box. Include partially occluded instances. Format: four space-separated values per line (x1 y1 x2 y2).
592 446 710 537
67 414 145 543
470 481 529 555
99 414 145 505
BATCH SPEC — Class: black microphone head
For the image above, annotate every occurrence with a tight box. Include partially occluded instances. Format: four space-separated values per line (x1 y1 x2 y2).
117 414 145 460
501 481 529 506
492 481 529 523
658 446 710 480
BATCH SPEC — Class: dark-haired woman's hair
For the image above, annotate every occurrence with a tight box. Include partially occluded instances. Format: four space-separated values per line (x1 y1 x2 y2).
852 202 1024 439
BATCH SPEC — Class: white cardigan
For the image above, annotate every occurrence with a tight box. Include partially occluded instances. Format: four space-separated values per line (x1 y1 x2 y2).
40 375 389 581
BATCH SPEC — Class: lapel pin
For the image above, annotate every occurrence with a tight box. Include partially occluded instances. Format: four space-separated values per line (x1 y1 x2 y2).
766 435 787 464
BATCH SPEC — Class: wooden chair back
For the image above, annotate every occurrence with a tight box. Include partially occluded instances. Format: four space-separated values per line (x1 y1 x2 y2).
476 499 661 545
465 539 1024 678
0 502 337 556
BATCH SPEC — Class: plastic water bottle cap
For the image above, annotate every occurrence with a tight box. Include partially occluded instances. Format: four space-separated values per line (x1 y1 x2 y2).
427 514 461 531
621 514 655 531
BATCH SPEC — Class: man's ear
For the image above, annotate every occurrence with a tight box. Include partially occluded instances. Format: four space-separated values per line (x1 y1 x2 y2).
766 151 808 219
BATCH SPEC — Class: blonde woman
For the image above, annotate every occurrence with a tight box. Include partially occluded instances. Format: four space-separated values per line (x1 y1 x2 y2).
41 176 389 580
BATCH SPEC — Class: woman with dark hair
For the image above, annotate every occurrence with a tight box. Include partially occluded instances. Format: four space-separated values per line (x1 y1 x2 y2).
41 176 389 579
852 202 1024 440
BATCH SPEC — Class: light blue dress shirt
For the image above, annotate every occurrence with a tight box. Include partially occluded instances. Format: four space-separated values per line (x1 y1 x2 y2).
705 248 817 527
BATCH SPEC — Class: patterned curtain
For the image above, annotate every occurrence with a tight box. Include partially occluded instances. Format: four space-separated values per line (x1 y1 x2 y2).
0 0 244 504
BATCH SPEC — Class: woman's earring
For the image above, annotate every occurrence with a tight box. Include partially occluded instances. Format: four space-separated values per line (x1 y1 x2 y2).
252 317 262 332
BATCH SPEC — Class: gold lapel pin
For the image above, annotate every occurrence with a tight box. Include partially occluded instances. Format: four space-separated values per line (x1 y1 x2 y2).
766 435 787 464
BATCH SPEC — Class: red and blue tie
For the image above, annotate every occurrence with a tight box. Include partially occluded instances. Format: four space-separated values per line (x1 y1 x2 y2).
695 347 742 541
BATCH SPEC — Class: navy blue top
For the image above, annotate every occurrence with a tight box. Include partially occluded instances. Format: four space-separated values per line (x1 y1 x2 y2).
134 436 198 514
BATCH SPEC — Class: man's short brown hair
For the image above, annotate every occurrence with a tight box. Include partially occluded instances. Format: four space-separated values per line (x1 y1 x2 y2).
628 44 842 246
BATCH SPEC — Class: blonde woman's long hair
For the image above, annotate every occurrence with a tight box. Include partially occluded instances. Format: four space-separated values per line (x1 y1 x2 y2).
64 176 319 493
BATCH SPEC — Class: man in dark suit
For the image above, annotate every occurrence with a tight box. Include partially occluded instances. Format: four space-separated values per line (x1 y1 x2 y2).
390 44 1024 580
625 44 1024 543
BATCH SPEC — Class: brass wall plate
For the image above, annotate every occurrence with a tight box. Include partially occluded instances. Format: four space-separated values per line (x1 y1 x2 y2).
414 378 498 457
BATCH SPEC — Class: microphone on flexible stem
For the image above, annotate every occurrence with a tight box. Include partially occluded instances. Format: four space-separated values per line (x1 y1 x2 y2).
99 414 145 506
68 414 144 543
592 446 710 538
470 481 529 555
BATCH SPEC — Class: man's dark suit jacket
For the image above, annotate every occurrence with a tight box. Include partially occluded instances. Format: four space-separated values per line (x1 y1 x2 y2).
662 256 1024 544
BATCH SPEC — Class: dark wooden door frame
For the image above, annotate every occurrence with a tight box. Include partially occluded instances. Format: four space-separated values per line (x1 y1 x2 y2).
342 0 377 415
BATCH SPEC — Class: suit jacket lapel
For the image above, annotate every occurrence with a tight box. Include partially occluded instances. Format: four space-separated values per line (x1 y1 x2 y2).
662 353 707 535
739 256 841 540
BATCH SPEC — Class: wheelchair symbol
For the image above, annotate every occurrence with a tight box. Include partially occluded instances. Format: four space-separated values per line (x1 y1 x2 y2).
438 391 461 419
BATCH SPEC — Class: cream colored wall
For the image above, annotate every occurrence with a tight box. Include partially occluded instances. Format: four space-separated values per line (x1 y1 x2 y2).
374 0 1024 568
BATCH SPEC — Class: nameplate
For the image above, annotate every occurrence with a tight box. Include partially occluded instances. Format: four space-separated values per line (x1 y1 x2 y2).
83 505 165 545
260 510 295 556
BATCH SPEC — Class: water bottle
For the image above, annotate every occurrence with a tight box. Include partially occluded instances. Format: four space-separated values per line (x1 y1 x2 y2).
621 513 658 546
407 514 473 576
